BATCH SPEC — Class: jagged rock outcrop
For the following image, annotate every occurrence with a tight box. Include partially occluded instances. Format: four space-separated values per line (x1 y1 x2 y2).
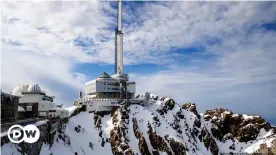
198 128 219 155
94 112 102 129
156 97 175 116
182 103 200 119
164 135 188 155
132 118 151 155
203 108 272 142
148 123 173 154
110 106 134 155
257 139 276 154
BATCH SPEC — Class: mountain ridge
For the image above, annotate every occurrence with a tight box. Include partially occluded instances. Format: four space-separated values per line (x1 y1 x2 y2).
2 93 276 155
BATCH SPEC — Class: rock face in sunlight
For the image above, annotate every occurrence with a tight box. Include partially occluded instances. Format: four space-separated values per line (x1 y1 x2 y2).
2 93 275 155
203 108 272 142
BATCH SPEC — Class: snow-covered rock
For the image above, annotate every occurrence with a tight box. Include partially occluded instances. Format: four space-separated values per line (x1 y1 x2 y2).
2 93 276 155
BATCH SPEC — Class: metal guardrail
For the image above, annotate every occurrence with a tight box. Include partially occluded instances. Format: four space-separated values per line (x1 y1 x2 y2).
79 98 120 102
78 98 144 102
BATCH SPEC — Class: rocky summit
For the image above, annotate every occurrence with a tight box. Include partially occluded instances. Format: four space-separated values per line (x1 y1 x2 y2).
2 93 276 155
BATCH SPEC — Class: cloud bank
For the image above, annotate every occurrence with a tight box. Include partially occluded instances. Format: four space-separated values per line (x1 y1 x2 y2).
1 1 276 121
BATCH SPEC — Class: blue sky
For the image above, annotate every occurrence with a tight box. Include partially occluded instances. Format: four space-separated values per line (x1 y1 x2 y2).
1 1 276 124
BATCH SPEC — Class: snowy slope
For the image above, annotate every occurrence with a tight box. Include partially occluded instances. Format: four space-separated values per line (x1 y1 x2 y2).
66 106 80 117
40 111 113 155
2 93 276 155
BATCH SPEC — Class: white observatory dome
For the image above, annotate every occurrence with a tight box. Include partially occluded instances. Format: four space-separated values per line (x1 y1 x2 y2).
27 84 41 93
12 84 29 96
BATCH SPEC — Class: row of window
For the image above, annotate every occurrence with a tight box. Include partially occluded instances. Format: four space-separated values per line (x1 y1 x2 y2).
86 88 95 92
86 87 119 92
104 83 119 86
86 82 95 92
86 82 119 89
104 87 118 90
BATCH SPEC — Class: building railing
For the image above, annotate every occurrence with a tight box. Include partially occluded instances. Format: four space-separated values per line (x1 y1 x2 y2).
79 98 120 102
78 98 144 102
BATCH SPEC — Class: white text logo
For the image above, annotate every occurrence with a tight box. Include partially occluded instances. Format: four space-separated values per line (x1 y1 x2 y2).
7 124 40 143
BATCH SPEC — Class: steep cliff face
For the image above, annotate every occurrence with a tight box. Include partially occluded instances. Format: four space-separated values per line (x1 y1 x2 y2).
2 93 275 155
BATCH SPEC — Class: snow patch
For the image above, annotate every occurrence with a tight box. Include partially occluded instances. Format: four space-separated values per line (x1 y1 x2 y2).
66 106 80 116
242 114 259 120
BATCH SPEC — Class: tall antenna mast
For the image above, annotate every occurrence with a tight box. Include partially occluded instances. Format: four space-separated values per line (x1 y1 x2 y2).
117 0 122 32
115 0 123 74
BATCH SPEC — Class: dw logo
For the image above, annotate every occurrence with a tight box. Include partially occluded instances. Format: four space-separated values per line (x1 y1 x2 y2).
7 124 40 143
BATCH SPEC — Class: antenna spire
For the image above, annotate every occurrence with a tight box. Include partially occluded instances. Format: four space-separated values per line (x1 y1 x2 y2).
118 0 122 32
115 0 123 74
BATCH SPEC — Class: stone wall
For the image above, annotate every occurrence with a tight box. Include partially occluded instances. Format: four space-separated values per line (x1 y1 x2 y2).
1 118 68 155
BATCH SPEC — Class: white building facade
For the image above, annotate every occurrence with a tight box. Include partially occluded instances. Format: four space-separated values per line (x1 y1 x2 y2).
84 72 135 99
12 84 68 118
76 72 140 112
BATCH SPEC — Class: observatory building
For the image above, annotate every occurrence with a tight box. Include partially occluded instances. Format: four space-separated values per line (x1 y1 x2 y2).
75 0 147 112
11 84 68 119
84 72 136 100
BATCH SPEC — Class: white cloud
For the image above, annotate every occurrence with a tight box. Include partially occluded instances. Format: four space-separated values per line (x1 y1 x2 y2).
121 2 276 63
1 1 276 121
134 65 276 119
132 30 276 119
2 1 275 64
1 1 108 102
73 72 86 84
1 43 84 93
